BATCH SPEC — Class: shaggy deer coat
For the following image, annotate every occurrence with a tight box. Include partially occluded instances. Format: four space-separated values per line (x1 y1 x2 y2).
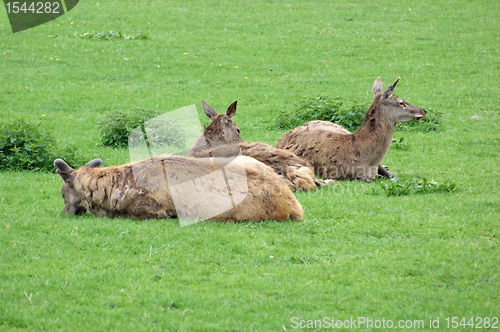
55 155 303 221
276 77 427 182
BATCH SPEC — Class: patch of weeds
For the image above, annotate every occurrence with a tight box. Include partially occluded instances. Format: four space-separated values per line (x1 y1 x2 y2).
74 31 149 41
373 177 457 196
275 93 369 132
0 119 83 171
391 137 409 150
99 107 186 149
396 109 442 132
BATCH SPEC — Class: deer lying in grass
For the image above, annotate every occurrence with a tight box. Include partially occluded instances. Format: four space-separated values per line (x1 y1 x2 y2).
54 155 303 221
276 77 427 182
187 100 328 191
189 100 243 148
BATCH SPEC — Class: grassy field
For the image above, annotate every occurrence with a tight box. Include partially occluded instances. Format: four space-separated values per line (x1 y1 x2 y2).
1 0 499 330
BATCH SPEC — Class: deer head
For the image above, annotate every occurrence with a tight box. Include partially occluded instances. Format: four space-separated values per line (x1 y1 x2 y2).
371 77 427 124
201 99 243 144
54 158 101 215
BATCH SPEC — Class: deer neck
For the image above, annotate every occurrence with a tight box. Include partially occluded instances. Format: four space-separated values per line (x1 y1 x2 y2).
353 109 395 165
189 133 209 150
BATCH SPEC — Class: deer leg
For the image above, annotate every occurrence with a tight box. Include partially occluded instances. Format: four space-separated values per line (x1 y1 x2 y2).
377 164 394 178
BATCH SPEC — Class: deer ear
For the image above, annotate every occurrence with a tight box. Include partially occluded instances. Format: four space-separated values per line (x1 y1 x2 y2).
54 159 77 186
226 100 237 119
54 158 73 173
382 77 400 99
57 170 76 185
85 158 102 168
201 99 218 120
372 77 383 95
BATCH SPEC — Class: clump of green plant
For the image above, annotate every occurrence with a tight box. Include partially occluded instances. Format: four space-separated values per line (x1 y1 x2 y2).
99 107 186 149
396 109 442 132
373 177 457 196
275 93 369 132
100 107 158 148
391 137 409 150
74 31 149 41
0 119 82 171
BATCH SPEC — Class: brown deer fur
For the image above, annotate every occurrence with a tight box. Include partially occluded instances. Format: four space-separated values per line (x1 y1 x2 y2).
187 99 326 191
276 77 427 182
189 100 242 150
55 156 303 221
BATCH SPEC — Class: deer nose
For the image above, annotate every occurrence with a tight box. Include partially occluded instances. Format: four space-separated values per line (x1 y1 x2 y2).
422 109 427 114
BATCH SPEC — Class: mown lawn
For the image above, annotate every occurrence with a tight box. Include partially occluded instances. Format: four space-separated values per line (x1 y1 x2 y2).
0 0 499 330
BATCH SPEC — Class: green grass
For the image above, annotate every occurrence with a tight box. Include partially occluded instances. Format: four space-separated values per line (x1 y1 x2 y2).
1 0 499 330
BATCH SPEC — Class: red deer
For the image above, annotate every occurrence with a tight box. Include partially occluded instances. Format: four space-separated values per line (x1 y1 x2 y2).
276 77 427 182
189 99 243 149
54 155 303 222
187 100 329 191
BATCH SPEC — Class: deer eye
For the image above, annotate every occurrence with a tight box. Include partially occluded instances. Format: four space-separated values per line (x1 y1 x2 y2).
236 128 240 134
400 101 406 107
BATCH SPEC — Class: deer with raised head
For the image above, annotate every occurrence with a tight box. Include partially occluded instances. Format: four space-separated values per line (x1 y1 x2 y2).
187 100 328 191
54 155 303 222
276 77 427 182
189 100 243 149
